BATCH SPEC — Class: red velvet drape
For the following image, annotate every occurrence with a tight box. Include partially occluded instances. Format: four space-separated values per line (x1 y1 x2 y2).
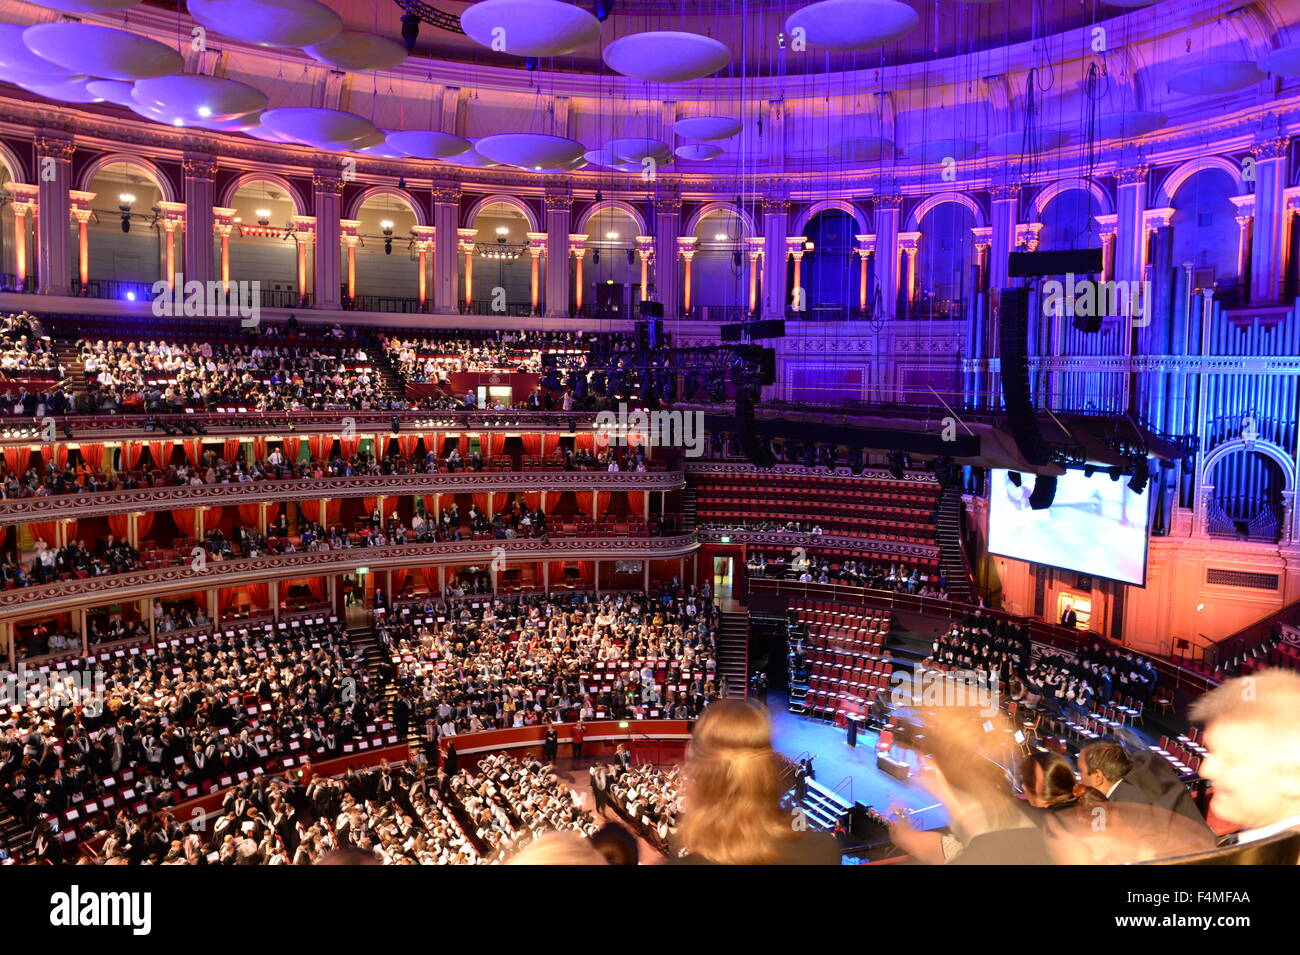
390 568 409 594
224 438 243 463
29 521 57 546
523 491 542 511
281 436 302 462
121 442 142 471
107 514 129 539
398 434 418 457
238 503 262 528
489 433 506 457
136 512 154 542
421 566 441 595
521 433 542 456
79 444 104 471
340 435 360 459
575 433 594 453
626 491 646 516
309 435 331 460
148 440 174 469
548 561 569 587
3 446 32 475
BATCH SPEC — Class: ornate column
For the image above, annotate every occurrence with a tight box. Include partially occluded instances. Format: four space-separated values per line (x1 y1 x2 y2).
183 158 218 287
412 225 436 309
313 175 343 309
1113 166 1148 287
291 215 316 306
34 136 74 295
635 235 655 303
653 196 682 316
431 184 462 312
1250 135 1290 304
745 236 765 315
988 184 1019 292
873 194 901 318
213 208 236 289
1229 195 1255 294
339 218 361 302
854 234 875 313
543 193 571 317
897 231 921 306
971 226 992 292
566 234 586 314
457 227 477 308
8 183 38 290
677 236 697 313
1094 214 1118 281
68 191 95 290
760 195 790 319
1014 222 1043 253
1142 207 1175 280
787 237 808 311
525 232 546 315
156 201 187 288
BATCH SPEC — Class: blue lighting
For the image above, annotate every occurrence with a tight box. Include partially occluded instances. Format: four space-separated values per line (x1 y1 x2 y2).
125 291 136 301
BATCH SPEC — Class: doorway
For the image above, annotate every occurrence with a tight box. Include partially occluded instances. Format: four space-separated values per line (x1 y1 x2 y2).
713 555 733 601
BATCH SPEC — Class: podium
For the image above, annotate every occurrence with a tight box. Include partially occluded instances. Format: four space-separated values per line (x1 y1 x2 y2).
846 715 861 748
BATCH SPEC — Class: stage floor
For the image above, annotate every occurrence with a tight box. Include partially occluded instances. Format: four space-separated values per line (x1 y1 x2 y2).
766 691 950 831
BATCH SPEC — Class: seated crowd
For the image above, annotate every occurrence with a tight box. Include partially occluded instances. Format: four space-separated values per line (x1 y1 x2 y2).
749 551 947 598
388 588 718 737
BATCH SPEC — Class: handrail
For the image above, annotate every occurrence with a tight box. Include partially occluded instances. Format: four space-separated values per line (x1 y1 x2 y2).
832 775 853 805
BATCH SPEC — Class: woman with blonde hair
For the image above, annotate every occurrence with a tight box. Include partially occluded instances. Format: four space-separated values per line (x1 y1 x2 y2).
674 700 840 865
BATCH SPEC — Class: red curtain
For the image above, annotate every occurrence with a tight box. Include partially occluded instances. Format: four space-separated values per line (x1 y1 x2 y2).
282 436 302 462
325 500 342 525
309 435 331 460
489 433 507 457
29 521 57 546
238 503 262 528
300 500 323 523
224 438 243 463
391 568 409 595
79 444 105 471
521 433 542 456
579 561 595 583
46 444 67 468
136 512 154 542
0 526 7 550
184 438 202 463
548 561 569 587
472 493 490 514
375 434 390 459
148 440 174 469
523 491 542 511
493 492 510 513
439 493 457 512
575 433 594 453
253 437 267 462
174 508 220 538
575 492 592 515
362 497 379 516
595 492 610 518
543 433 558 458
421 566 441 595
247 582 269 610
340 435 360 459
3 446 32 475
107 514 129 539
121 442 142 471
424 433 440 458
398 434 418 457
421 495 438 516
627 491 646 516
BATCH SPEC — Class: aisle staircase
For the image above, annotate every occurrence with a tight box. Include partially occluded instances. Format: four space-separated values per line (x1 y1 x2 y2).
935 485 973 602
717 609 749 698
365 346 408 406
680 486 697 530
0 808 32 862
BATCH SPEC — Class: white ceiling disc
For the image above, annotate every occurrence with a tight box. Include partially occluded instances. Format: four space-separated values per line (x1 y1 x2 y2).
607 137 671 163
784 0 919 52
675 143 723 161
199 111 264 132
986 128 1069 154
245 125 300 144
530 157 589 174
22 77 104 103
23 23 183 81
603 31 730 82
0 23 84 77
261 107 378 146
386 130 472 159
673 116 742 140
460 0 600 57
610 161 645 173
133 74 268 123
583 148 619 167
187 0 342 48
476 133 584 169
440 147 503 168
1167 60 1265 95
826 136 893 161
1096 110 1164 139
129 100 188 126
355 142 406 158
27 0 141 10
304 129 387 151
1101 0 1160 6
1261 42 1300 77
2 64 88 87
905 138 979 163
85 79 136 106
306 31 407 71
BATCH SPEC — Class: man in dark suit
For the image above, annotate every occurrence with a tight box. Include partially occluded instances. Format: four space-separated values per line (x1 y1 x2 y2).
542 727 558 763
1079 739 1211 836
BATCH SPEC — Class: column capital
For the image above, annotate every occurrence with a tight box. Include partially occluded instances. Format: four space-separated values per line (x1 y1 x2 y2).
897 230 921 252
312 175 346 196
560 232 582 257
677 235 698 259
635 234 656 257
1250 136 1290 160
544 193 572 212
8 183 39 209
744 235 765 253
457 227 477 253
988 184 1020 202
654 197 682 216
411 224 436 253
970 225 993 248
290 214 316 238
1142 206 1176 231
340 218 362 242
156 200 187 228
874 194 903 211
762 196 791 214
1093 213 1119 237
854 233 876 255
431 184 462 205
1229 194 1256 222
1014 221 1043 251
1113 165 1149 186
183 158 219 180
34 136 74 160
68 190 96 215
213 206 237 233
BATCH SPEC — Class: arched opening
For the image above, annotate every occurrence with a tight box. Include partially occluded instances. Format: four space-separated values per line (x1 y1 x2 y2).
689 207 748 317
1171 168 1241 302
464 200 534 315
802 208 857 319
579 205 640 319
353 192 421 306
228 179 302 305
85 161 170 296
1039 188 1102 253
915 200 975 319
0 158 15 287
1207 448 1288 542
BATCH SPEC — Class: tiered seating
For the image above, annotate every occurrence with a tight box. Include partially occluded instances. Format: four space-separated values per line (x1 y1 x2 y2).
788 599 893 724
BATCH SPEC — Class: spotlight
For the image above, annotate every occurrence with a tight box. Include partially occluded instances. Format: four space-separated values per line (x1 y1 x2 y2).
1007 470 1022 487
401 12 420 50
592 249 600 264
256 209 271 226
594 190 603 202
1127 458 1149 495
593 0 614 21
1108 466 1123 482
382 220 394 255
61 423 73 440
525 56 539 71
1083 465 1097 478
119 192 134 233
390 416 401 434
398 176 407 190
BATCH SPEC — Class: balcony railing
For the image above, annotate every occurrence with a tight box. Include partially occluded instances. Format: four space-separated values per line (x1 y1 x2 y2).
344 293 426 313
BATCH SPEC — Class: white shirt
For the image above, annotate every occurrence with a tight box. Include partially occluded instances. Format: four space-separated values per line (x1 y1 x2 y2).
1235 813 1300 845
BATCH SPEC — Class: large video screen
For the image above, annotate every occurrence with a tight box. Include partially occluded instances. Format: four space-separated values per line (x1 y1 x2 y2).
987 468 1151 586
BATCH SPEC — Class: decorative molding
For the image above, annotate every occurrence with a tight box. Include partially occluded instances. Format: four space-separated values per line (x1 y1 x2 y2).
33 136 75 160
1114 165 1150 186
697 528 938 560
1250 136 1290 160
182 158 219 179
312 175 345 195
